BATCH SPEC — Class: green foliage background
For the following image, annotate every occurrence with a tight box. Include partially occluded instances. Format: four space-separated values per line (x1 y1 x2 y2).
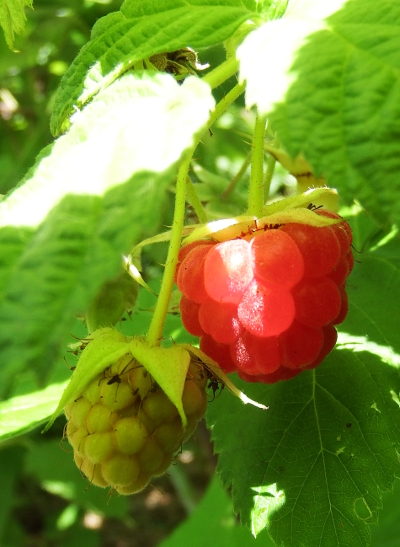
0 0 400 546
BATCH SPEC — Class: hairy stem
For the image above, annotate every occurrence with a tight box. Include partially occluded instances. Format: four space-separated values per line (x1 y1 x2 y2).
186 177 208 224
206 81 245 130
264 153 276 201
146 152 191 347
201 56 239 89
263 133 279 200
248 111 268 217
145 82 246 345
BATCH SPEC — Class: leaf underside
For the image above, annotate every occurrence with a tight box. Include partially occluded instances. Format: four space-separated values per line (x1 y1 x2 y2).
50 0 260 135
0 72 214 399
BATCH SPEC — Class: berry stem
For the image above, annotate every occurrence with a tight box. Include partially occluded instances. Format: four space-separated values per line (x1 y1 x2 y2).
248 111 268 217
186 177 208 224
145 82 246 346
201 56 239 89
207 81 245 129
146 151 191 347
264 151 276 202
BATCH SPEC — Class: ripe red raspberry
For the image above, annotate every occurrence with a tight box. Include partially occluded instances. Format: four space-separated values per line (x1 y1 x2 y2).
176 209 353 383
64 356 207 495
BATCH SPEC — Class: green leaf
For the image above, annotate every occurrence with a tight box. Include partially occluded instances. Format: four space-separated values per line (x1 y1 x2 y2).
238 0 348 114
159 476 276 547
0 379 68 441
207 235 400 546
371 479 400 547
239 0 400 225
0 72 214 399
50 0 259 135
0 0 32 50
258 0 289 20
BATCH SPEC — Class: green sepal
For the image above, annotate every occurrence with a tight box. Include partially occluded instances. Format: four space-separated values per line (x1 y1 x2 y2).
44 328 191 431
129 338 191 427
182 345 268 411
43 328 129 432
131 188 341 253
183 188 341 245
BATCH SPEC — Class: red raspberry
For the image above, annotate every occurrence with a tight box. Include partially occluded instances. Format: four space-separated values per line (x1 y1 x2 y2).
176 209 353 383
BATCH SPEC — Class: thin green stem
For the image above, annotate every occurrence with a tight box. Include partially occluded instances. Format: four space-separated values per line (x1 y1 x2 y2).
221 149 252 199
264 153 276 201
146 152 192 347
263 133 279 201
145 82 246 345
186 177 208 224
205 81 245 134
201 56 239 89
247 111 267 217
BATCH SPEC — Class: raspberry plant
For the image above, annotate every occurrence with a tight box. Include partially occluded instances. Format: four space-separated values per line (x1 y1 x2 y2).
0 1 400 547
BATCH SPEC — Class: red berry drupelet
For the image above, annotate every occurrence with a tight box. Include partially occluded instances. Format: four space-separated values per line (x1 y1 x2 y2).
176 210 353 383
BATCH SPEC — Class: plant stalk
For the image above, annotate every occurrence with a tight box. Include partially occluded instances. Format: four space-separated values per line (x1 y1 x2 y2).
186 177 208 224
264 153 276 201
146 152 192 347
248 111 268 217
201 56 239 90
145 82 246 346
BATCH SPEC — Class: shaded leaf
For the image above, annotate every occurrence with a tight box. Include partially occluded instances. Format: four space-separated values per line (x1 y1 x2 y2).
159 475 275 547
207 234 400 546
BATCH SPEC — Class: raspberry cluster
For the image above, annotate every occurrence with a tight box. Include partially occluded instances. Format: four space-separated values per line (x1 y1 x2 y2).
176 210 353 383
65 356 207 495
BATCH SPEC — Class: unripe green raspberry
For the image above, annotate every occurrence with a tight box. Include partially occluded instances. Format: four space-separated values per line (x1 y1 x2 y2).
65 351 208 495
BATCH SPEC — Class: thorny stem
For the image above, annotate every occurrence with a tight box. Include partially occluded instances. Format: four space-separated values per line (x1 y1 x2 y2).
145 80 246 346
186 177 208 224
248 111 267 217
146 151 191 347
206 81 245 131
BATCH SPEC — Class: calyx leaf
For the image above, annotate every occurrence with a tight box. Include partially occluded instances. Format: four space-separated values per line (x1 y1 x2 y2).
44 328 267 433
182 188 340 244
